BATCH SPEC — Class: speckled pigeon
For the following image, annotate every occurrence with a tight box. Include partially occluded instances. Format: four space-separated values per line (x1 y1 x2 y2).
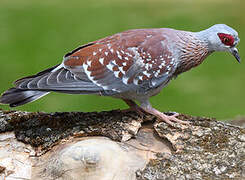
0 24 240 126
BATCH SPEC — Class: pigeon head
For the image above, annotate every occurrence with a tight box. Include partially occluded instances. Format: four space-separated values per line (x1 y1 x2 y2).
199 24 241 63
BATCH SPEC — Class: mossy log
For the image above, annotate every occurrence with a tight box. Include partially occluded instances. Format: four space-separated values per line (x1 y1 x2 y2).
0 110 244 180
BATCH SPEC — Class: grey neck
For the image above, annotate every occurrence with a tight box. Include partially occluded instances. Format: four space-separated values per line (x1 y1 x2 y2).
174 31 211 76
195 29 213 52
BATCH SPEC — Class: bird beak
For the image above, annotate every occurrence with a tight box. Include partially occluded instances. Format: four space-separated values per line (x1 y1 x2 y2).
230 47 241 63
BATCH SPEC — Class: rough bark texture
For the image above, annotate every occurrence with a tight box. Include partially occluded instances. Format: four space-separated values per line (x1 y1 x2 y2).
0 109 244 180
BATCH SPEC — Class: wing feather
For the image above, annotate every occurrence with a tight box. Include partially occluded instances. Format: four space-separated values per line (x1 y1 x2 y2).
62 29 178 95
15 28 178 96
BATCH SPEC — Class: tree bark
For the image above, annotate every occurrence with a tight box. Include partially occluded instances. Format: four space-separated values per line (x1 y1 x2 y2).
0 110 244 180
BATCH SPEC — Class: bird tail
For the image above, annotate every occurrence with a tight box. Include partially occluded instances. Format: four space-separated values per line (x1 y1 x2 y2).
0 63 104 107
0 88 49 107
0 64 59 107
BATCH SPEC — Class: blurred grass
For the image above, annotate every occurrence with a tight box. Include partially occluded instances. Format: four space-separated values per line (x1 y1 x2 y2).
0 0 244 120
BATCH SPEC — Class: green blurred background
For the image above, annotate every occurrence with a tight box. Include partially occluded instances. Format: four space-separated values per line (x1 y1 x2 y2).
0 0 244 120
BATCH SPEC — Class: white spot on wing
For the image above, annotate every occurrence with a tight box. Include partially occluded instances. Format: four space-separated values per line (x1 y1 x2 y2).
111 60 117 65
118 54 122 59
133 78 139 85
93 52 97 56
106 63 114 71
87 60 92 67
114 71 120 78
127 47 145 67
83 63 91 76
107 44 111 49
152 80 157 86
118 66 125 74
170 58 175 65
105 51 109 56
138 76 143 80
143 71 151 78
145 63 150 70
154 69 161 77
122 76 129 84
99 58 104 65
160 61 166 67
116 51 122 59
126 52 132 57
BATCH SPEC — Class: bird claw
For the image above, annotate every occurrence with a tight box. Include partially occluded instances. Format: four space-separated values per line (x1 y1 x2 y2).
140 106 190 128
157 112 190 129
123 100 189 128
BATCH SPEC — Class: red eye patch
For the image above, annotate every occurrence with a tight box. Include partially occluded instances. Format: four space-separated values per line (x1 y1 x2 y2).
218 33 234 46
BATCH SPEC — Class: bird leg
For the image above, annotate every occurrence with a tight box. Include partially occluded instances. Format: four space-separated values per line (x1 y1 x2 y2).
122 99 145 116
140 101 189 127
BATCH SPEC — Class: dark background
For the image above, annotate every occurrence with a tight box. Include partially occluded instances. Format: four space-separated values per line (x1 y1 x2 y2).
0 0 244 120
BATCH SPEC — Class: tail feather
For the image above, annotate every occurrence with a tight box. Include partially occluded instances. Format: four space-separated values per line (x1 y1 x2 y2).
0 65 59 107
0 63 103 107
14 64 60 86
0 88 49 107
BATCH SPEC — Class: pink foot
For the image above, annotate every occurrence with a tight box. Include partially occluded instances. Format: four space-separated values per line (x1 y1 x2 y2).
141 106 189 127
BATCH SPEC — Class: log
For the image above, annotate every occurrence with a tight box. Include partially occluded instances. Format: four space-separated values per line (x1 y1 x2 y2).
0 110 244 180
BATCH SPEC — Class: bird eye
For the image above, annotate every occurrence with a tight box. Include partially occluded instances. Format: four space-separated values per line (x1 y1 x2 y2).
223 37 229 43
218 33 234 46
